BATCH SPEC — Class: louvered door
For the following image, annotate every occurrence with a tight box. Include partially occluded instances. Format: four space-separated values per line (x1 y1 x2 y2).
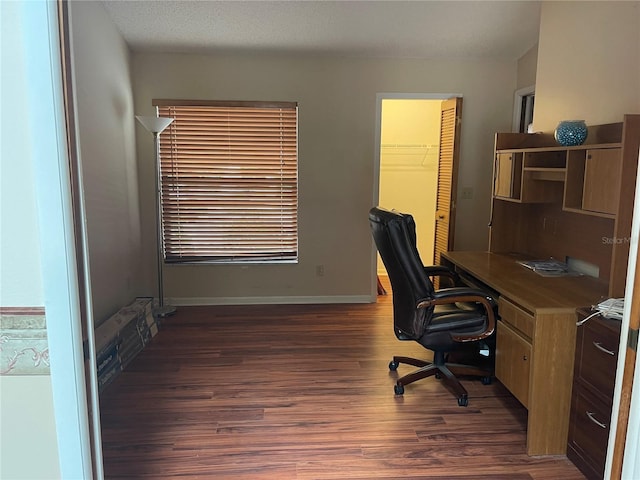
433 97 463 271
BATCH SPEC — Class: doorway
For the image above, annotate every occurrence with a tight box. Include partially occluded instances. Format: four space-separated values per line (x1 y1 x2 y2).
373 93 461 285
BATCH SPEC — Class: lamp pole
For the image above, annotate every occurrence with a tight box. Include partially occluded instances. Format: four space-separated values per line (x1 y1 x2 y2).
135 116 176 317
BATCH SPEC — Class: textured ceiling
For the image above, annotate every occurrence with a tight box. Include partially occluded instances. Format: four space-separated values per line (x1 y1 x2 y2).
101 0 541 60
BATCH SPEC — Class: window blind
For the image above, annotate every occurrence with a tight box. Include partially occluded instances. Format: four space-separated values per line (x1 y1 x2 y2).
154 100 298 263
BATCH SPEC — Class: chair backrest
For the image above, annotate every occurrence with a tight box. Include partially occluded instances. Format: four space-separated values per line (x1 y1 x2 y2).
369 207 435 338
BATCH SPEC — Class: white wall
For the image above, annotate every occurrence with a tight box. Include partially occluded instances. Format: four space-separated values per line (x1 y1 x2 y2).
69 1 144 325
132 53 516 304
534 1 640 130
0 0 44 307
0 2 59 478
0 377 60 479
517 44 538 91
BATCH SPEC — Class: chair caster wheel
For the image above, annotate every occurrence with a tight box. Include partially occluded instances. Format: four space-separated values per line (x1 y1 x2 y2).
389 360 399 371
481 376 492 385
394 384 405 395
458 396 469 407
435 371 442 379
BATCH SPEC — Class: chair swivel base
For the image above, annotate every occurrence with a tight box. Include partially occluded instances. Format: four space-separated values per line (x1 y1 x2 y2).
388 352 492 407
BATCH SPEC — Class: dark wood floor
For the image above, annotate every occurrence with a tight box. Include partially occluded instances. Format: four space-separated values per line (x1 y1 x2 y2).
99 285 586 479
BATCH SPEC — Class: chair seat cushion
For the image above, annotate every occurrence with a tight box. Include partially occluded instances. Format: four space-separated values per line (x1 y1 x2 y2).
428 306 486 333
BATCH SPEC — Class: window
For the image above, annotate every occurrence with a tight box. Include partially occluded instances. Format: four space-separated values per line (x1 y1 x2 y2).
154 100 298 263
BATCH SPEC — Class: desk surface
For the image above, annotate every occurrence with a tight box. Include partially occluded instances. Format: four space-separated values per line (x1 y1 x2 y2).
442 251 608 314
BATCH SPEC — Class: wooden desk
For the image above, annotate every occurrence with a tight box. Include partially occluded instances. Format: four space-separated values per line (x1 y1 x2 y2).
441 251 608 456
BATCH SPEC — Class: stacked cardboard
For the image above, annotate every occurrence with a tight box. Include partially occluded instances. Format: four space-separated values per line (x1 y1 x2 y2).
94 297 158 392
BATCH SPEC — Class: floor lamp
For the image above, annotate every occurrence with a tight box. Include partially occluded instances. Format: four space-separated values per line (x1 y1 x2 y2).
135 115 176 318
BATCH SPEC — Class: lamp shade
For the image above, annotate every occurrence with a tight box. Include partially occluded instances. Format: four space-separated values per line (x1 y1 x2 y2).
135 115 174 134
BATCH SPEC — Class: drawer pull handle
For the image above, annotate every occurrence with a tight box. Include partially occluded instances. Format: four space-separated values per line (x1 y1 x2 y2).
593 341 615 356
586 411 608 429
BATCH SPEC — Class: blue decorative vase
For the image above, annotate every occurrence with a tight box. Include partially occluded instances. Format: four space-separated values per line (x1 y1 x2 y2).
554 120 588 146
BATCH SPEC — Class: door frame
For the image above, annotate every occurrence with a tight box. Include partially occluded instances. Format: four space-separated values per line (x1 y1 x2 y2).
607 149 640 479
512 84 535 133
371 92 462 299
21 1 95 477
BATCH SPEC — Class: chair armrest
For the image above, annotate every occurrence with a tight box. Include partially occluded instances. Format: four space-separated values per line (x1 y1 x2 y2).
431 287 497 307
423 265 460 284
417 288 496 343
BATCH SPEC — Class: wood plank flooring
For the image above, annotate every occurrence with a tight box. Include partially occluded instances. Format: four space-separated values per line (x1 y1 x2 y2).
99 287 586 479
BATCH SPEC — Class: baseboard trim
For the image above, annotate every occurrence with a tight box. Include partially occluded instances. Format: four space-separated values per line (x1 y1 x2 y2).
170 295 375 306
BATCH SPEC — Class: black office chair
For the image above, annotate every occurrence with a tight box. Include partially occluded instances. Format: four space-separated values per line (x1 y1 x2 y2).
369 206 496 406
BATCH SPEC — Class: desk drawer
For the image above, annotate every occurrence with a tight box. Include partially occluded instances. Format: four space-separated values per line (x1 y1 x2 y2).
496 319 531 408
498 297 534 339
575 314 620 402
568 383 612 480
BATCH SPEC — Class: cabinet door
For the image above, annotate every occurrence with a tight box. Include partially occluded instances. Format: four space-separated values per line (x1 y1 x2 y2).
494 153 521 199
582 148 622 215
496 320 531 408
494 153 514 198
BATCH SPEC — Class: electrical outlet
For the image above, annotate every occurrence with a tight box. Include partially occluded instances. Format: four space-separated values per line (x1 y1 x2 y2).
461 187 474 200
316 265 324 277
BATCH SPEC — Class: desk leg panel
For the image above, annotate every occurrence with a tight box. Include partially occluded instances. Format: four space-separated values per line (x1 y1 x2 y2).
526 311 577 455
